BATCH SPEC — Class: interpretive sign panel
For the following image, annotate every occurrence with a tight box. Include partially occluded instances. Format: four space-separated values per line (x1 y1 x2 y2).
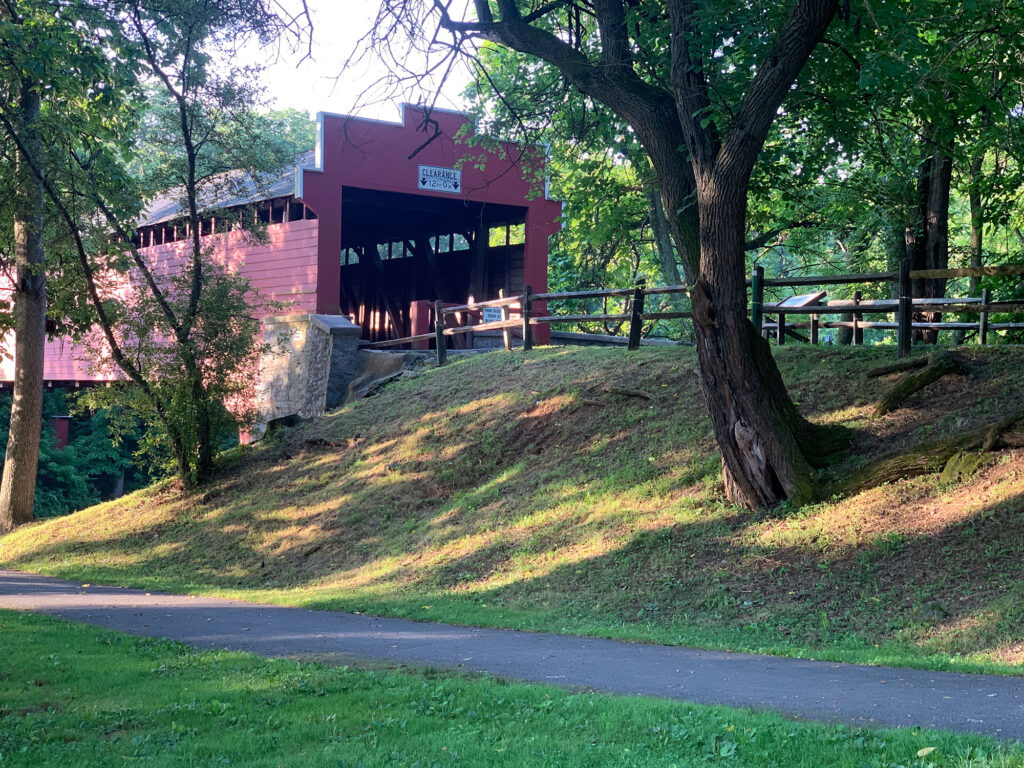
777 291 826 308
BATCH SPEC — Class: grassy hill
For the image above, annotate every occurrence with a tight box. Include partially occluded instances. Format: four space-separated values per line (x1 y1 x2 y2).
2 345 1023 674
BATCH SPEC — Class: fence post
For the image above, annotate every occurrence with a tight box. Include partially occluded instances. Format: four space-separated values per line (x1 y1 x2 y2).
852 290 863 345
776 309 786 345
979 287 990 346
499 288 512 350
897 261 912 358
810 313 819 345
751 265 764 336
522 285 533 351
627 280 646 351
434 299 448 366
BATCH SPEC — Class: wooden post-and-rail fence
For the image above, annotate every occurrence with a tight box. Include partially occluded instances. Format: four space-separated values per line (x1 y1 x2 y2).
366 281 691 364
366 263 1024 364
749 263 1024 359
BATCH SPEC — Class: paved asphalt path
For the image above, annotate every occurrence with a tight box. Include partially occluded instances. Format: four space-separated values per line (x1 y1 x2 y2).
2 570 1023 740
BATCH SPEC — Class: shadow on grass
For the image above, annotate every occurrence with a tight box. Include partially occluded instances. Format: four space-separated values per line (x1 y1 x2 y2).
4 346 1024 667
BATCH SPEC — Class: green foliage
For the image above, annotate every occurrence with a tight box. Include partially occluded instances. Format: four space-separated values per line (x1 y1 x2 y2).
463 43 689 338
1 0 312 505
457 1 1024 334
0 391 139 519
78 255 273 483
128 85 313 206
0 0 144 339
76 256 274 483
0 1 307 492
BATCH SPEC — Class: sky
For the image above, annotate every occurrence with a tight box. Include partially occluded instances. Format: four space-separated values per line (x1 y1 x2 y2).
253 0 474 122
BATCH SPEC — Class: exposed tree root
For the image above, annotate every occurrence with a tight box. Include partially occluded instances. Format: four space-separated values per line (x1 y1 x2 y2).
872 351 965 417
835 410 1024 496
604 386 655 400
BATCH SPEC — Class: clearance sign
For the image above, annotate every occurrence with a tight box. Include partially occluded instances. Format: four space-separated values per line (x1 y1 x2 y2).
418 165 462 194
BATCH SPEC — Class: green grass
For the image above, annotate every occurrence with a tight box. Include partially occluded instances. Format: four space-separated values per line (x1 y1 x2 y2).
2 345 1024 675
2 609 1022 767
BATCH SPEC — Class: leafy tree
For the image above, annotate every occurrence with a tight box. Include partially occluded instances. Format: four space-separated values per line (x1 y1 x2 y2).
77 251 272 483
464 42 687 297
0 0 310 519
67 0 308 487
0 390 140 518
0 0 47 531
0 0 138 531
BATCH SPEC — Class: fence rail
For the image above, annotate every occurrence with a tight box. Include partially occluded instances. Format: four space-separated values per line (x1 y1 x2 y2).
751 262 1024 357
364 263 1024 364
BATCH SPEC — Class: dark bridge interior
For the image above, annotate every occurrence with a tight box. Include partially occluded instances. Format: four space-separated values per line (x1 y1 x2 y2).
339 186 528 343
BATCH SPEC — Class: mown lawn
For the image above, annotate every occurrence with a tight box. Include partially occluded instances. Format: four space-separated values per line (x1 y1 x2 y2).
2 345 1023 674
1 610 1022 768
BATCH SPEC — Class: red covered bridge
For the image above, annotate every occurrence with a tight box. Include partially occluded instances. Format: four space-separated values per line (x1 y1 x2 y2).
2 105 561 388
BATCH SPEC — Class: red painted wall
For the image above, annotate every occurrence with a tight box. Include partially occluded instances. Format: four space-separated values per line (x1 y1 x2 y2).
50 416 71 449
142 219 320 313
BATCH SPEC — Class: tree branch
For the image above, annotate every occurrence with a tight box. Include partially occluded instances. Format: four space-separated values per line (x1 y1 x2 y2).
70 153 184 338
716 0 839 187
667 0 719 175
744 219 817 251
0 109 160 408
593 0 631 70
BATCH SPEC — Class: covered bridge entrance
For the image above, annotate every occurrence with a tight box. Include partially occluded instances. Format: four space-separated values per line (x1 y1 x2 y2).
298 106 562 345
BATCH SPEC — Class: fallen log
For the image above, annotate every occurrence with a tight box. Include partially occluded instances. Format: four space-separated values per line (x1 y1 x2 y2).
835 410 1024 496
866 357 929 378
873 351 964 417
604 387 654 400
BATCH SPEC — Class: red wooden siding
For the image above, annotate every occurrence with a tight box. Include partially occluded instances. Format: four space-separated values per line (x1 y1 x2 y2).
0 218 319 385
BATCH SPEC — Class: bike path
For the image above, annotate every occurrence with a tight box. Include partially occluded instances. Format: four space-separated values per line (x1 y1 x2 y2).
1 570 1021 740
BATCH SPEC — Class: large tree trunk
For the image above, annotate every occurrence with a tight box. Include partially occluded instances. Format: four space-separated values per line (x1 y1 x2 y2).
0 81 46 533
640 128 816 507
456 0 838 510
968 151 984 297
953 151 985 345
648 144 817 508
637 165 691 339
688 178 816 508
625 150 689 291
642 176 685 290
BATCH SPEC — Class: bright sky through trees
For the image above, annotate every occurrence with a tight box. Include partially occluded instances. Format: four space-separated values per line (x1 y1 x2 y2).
254 0 472 120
